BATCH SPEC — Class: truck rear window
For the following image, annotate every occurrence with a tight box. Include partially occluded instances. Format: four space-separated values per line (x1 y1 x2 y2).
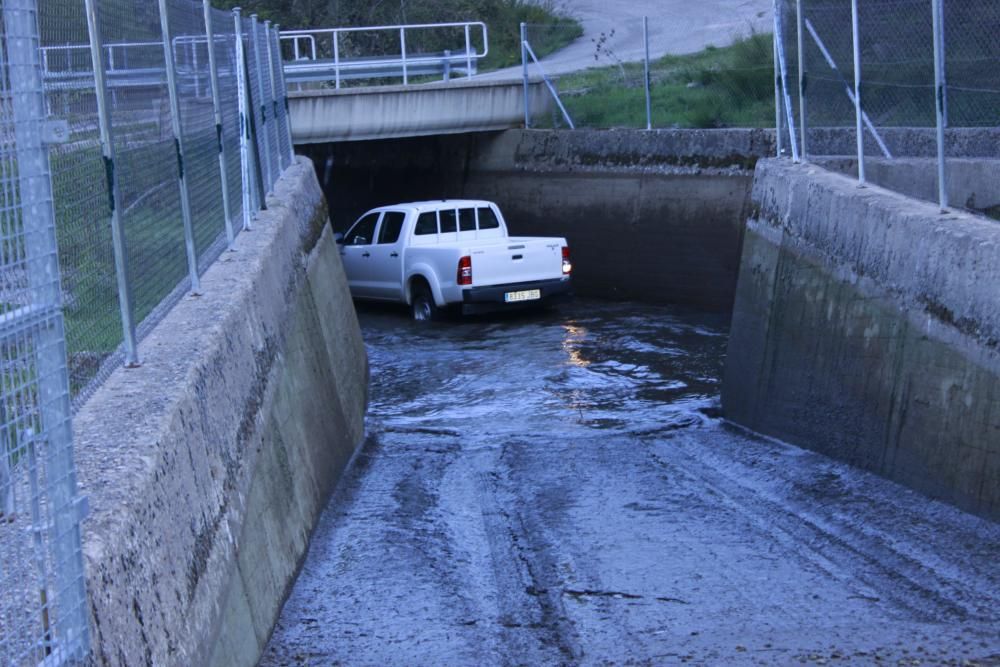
459 208 476 231
440 209 458 234
477 207 501 230
415 212 437 235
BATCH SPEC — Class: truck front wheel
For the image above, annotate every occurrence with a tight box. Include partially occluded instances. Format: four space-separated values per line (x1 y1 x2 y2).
411 283 441 322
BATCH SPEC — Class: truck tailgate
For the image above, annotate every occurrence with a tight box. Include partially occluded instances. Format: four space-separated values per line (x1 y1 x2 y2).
469 237 565 287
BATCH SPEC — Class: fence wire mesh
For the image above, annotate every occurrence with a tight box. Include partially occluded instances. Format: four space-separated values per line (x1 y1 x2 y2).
1 0 89 664
5 2 287 657
29 0 286 410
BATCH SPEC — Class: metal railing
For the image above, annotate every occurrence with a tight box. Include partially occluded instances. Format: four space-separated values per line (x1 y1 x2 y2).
279 21 489 87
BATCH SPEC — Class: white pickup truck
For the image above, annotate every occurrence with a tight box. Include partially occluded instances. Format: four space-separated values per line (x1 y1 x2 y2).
337 200 573 320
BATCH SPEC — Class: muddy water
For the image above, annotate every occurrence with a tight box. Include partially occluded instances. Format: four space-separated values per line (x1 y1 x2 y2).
262 299 1000 666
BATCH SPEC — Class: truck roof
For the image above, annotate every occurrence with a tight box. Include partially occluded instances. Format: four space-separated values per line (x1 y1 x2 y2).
373 200 496 213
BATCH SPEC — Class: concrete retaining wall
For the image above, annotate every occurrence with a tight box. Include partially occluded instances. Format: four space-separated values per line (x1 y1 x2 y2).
73 158 368 665
305 128 772 310
817 157 1000 217
723 159 1000 519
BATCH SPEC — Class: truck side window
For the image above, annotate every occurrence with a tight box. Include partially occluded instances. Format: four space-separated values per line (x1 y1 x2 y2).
477 207 501 230
378 212 405 244
345 213 379 245
459 208 476 231
415 212 438 236
440 209 458 234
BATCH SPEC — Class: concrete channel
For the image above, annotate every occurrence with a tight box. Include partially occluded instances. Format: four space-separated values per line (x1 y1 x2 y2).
258 129 1000 664
71 129 1000 665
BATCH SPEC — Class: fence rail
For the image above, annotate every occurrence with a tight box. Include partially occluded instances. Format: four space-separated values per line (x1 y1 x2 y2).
2 0 294 663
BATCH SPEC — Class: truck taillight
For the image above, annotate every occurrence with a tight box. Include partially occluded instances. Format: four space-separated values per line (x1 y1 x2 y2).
562 246 572 275
458 256 473 285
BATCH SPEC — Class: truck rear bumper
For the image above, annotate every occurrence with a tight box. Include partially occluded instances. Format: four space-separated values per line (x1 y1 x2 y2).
461 278 573 315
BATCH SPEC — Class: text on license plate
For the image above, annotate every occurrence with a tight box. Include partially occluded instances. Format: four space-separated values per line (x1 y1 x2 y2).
505 289 541 303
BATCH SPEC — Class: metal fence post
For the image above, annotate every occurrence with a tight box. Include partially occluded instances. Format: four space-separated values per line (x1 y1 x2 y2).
401 27 408 85
773 28 784 157
233 8 255 230
796 0 807 159
158 0 202 294
643 16 652 131
6 0 90 658
931 0 949 210
264 21 284 174
465 24 473 78
774 0 800 162
83 0 139 366
851 0 865 184
521 22 530 129
333 31 341 89
203 0 236 247
250 15 274 193
272 27 296 165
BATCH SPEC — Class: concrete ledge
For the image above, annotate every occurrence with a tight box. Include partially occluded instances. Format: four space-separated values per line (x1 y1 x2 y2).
74 157 368 665
724 159 1000 519
289 78 552 143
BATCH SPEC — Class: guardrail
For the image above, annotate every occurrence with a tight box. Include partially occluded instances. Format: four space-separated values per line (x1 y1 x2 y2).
279 21 489 87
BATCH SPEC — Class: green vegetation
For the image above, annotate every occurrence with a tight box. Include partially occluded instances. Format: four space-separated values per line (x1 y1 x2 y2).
551 31 776 130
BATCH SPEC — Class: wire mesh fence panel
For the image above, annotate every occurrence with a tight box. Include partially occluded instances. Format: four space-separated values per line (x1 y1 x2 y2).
38 0 122 396
944 0 1000 153
97 0 189 339
256 21 280 191
269 29 293 168
1 0 89 663
210 7 244 234
858 0 936 158
166 0 227 275
244 16 269 199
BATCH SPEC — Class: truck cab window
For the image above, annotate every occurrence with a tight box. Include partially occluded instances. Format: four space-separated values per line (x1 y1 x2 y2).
415 212 438 236
440 209 458 234
477 207 501 230
345 213 379 245
459 208 476 231
378 212 406 244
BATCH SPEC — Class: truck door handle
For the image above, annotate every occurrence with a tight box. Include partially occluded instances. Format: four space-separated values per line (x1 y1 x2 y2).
362 252 370 258
390 252 399 258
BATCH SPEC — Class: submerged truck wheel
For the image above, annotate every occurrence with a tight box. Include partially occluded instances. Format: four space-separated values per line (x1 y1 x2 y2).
411 283 441 322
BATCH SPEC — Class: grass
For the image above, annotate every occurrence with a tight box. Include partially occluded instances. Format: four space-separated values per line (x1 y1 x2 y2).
547 31 776 129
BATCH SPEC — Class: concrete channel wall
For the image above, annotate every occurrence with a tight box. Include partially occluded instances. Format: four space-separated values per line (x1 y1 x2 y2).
72 158 368 665
305 128 775 311
723 159 1000 520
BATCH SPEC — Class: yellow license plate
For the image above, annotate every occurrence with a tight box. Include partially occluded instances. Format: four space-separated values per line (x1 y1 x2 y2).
505 289 541 303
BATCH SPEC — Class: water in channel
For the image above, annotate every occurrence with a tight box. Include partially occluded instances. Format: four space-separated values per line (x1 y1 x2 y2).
262 299 1000 666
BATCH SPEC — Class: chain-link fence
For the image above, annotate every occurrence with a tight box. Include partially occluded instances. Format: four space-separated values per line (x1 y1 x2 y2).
2 0 293 663
775 0 1000 215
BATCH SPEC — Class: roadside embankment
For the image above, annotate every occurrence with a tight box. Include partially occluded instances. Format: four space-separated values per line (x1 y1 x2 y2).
723 159 1000 520
72 158 368 665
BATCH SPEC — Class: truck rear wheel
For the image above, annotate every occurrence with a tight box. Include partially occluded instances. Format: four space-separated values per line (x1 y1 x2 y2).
411 283 441 322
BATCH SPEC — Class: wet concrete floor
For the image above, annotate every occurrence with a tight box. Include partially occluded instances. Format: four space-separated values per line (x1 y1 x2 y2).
262 299 1000 666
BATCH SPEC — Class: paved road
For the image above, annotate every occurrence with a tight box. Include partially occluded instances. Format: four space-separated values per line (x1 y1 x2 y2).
262 300 1000 665
483 0 773 80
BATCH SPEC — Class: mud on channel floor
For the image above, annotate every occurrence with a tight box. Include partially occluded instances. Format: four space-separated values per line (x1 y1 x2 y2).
262 299 1000 666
